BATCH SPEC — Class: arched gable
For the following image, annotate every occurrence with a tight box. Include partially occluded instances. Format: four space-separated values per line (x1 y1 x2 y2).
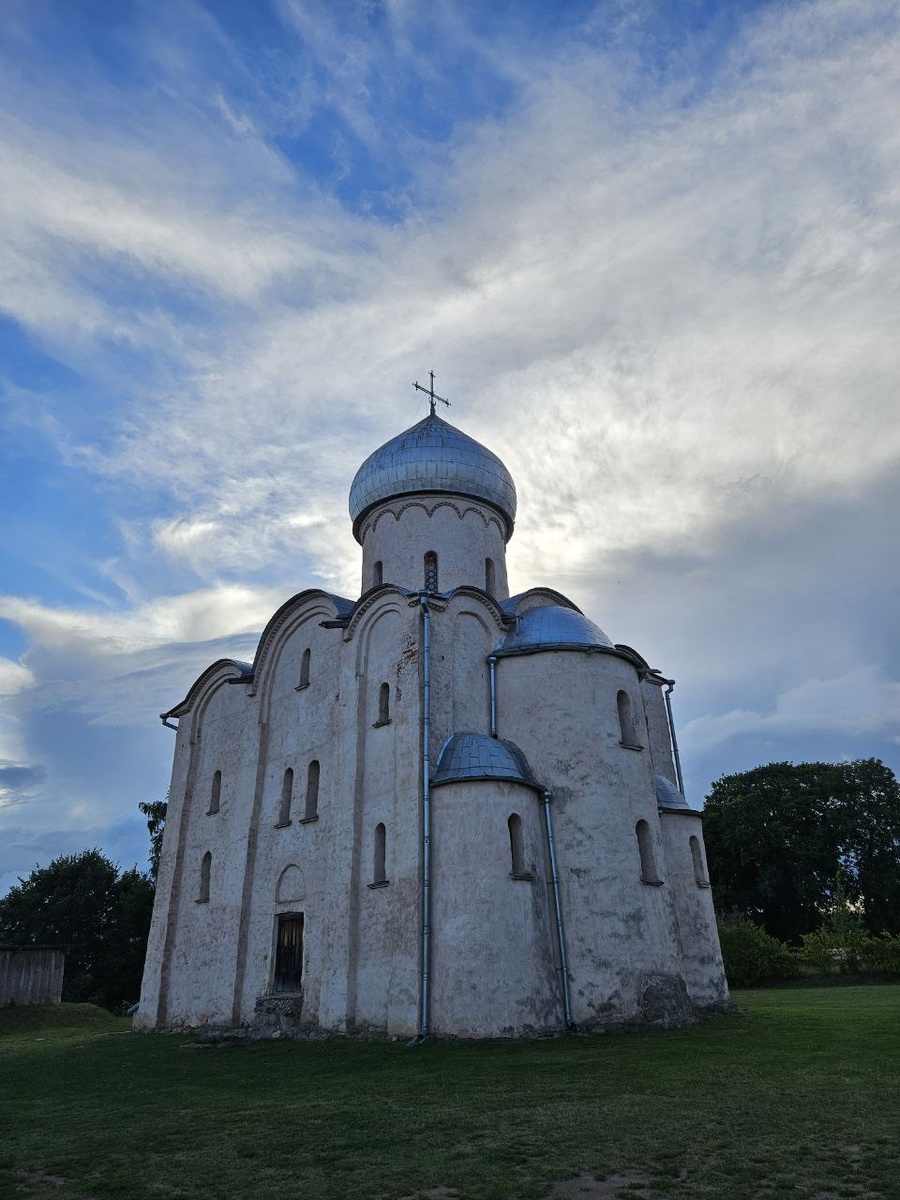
160 659 252 740
250 589 353 701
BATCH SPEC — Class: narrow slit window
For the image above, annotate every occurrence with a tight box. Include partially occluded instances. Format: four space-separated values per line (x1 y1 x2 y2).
375 682 390 726
424 551 438 592
298 647 311 690
198 851 211 903
617 690 640 747
277 768 293 826
373 822 387 885
508 813 528 877
208 770 221 815
304 760 320 821
485 557 496 594
274 913 304 993
636 820 662 885
690 835 710 887
373 560 383 587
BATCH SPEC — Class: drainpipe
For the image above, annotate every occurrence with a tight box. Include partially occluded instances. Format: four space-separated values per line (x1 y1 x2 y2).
160 715 178 731
541 788 574 1029
411 594 433 1044
488 655 498 738
662 679 685 795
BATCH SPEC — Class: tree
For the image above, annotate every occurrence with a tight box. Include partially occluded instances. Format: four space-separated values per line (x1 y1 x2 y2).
0 849 154 1010
139 798 168 883
703 759 900 943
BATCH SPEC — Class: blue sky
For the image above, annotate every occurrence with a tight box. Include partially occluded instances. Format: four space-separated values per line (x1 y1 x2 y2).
1 0 899 893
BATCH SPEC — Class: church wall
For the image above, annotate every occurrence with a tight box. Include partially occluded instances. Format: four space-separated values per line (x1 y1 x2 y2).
449 606 494 735
659 811 730 1009
361 499 508 597
236 611 344 1028
159 679 259 1027
430 780 561 1037
134 717 193 1029
495 650 688 1028
349 603 422 1036
641 677 678 785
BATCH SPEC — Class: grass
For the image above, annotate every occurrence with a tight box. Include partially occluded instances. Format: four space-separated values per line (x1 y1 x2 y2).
1 987 899 1200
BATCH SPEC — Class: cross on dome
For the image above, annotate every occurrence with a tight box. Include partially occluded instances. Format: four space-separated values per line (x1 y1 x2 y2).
413 370 451 416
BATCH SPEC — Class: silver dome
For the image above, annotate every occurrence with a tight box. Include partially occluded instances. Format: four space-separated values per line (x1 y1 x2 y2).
349 412 517 542
654 774 690 810
494 605 614 656
432 732 539 790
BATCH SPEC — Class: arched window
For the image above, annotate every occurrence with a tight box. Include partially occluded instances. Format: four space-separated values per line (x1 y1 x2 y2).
373 560 383 587
424 551 438 592
636 820 662 885
303 760 320 821
372 823 387 885
298 647 311 690
617 690 641 748
508 813 529 878
485 557 496 594
375 682 391 726
277 768 293 827
207 770 221 815
198 851 211 903
690 835 710 887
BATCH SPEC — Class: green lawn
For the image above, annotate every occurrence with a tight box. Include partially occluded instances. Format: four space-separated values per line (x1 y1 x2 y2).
1 987 898 1200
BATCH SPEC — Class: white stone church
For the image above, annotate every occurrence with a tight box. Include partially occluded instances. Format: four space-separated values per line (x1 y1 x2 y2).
136 390 729 1039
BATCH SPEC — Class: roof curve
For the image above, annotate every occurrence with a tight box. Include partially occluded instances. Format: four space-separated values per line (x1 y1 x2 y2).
348 412 517 542
432 733 540 790
494 605 614 656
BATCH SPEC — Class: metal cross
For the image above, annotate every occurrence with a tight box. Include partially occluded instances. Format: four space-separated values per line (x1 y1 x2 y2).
413 370 451 416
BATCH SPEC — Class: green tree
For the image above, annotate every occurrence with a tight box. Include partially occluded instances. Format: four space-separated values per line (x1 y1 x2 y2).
703 759 900 942
138 798 168 883
0 849 154 1010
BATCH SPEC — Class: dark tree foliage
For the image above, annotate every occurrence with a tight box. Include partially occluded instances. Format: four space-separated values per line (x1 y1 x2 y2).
0 849 154 1010
139 798 168 883
703 759 900 943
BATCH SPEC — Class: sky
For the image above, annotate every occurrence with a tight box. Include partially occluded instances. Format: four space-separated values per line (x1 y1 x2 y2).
1 0 898 895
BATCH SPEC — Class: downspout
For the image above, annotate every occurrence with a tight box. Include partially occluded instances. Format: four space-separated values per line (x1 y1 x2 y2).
541 788 575 1029
662 679 685 795
488 655 498 738
160 714 178 731
410 594 433 1044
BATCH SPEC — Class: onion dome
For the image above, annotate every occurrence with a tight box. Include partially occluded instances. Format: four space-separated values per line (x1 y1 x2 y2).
432 733 540 790
349 412 517 543
494 605 614 657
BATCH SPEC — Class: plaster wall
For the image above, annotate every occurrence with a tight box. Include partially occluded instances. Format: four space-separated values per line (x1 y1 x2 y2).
659 811 730 1009
641 678 678 784
360 499 509 598
495 650 687 1027
162 677 260 1027
236 607 342 1027
350 603 422 1035
430 780 561 1037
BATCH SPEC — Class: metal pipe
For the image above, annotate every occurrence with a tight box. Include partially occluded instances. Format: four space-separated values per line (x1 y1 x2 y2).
662 679 685 794
417 594 433 1041
160 715 178 731
488 655 498 738
541 788 574 1029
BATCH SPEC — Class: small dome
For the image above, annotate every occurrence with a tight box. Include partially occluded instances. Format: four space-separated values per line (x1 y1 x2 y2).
349 412 517 542
432 733 539 790
494 605 614 656
655 774 690 810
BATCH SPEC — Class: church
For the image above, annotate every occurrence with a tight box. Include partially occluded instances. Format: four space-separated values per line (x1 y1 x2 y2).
136 384 729 1039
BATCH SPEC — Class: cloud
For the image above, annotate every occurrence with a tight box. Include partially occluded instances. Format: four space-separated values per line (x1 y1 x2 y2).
681 667 900 757
0 658 34 696
0 761 47 807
